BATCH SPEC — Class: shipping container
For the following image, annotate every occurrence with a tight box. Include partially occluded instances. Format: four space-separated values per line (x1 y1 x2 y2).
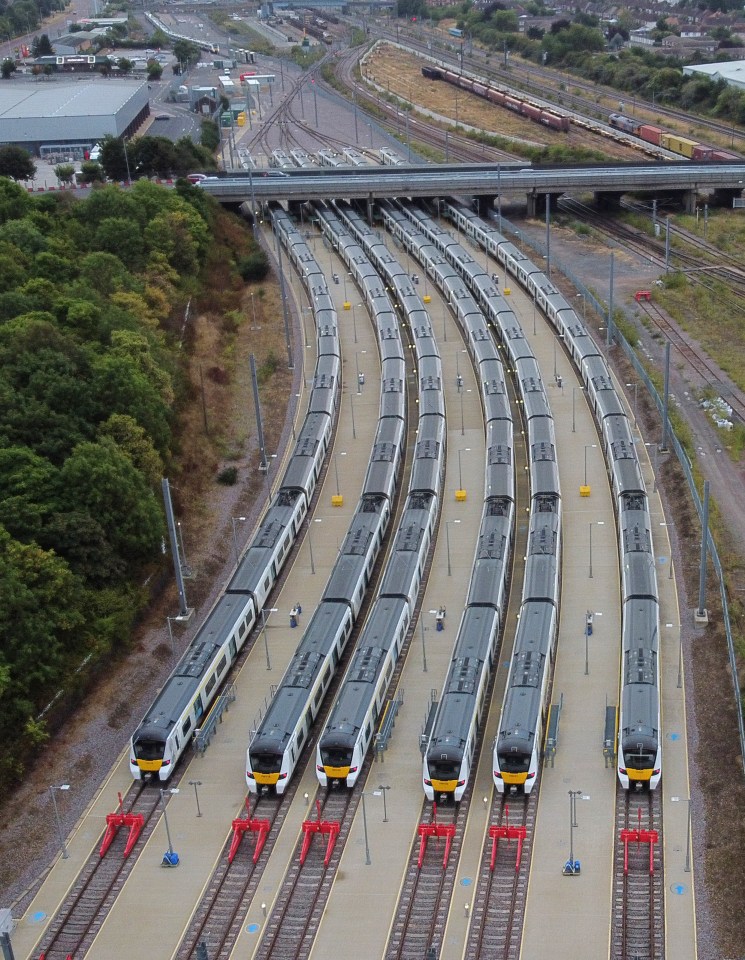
660 133 698 158
638 124 663 146
692 144 713 161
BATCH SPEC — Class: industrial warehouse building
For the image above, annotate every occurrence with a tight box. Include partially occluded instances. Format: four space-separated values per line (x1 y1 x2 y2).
0 80 150 159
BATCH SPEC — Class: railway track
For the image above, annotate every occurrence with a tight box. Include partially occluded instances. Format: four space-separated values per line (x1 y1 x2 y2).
35 782 165 959
559 195 745 421
255 788 356 960
465 794 538 960
611 790 664 960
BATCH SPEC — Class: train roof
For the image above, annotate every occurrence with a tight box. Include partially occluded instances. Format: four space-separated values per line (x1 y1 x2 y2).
249 602 351 754
135 593 253 737
322 598 409 742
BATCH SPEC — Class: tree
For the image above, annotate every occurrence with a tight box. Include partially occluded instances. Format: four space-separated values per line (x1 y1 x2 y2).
99 135 130 182
59 437 165 566
54 163 75 185
117 57 133 75
147 61 163 81
1 59 16 79
31 33 54 57
200 118 220 151
0 146 36 181
78 160 104 183
173 38 201 69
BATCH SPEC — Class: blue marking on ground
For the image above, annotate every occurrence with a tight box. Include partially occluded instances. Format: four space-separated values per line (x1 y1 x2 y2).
247 923 261 934
668 732 681 741
460 877 472 886
673 883 686 895
31 911 46 923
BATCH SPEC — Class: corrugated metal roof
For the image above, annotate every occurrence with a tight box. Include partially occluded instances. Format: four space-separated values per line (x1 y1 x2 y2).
0 80 147 120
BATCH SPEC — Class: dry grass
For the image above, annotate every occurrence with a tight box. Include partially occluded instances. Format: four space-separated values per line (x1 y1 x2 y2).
362 43 643 161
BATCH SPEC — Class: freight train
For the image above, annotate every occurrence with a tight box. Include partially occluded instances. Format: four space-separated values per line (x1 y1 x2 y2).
608 113 737 162
129 209 340 782
422 65 570 133
444 201 661 791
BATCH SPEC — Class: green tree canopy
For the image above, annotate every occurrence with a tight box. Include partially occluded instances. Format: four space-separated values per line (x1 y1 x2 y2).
0 147 36 182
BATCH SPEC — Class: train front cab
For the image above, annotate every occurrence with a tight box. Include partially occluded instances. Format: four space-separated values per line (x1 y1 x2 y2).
317 732 356 788
130 727 172 781
618 742 661 790
494 742 538 794
423 753 467 803
247 750 290 795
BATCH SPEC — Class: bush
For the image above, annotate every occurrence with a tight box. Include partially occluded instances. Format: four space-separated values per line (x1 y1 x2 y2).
217 465 238 485
238 249 270 282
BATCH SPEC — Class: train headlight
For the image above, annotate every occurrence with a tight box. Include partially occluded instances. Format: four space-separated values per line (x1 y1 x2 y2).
494 771 503 779
619 767 627 775
424 779 432 786
279 773 287 780
527 772 535 780
350 766 358 774
457 780 466 787
247 771 255 779
316 764 324 772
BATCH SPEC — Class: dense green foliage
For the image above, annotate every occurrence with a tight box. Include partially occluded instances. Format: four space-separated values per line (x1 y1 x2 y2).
0 146 35 181
98 134 216 182
0 177 259 788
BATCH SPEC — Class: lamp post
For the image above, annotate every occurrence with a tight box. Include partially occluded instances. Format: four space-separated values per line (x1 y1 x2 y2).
457 448 470 491
261 608 278 670
188 779 203 817
159 787 180 866
231 515 248 567
576 291 586 322
589 520 604 579
672 796 692 872
355 350 365 393
572 386 581 433
420 616 428 672
378 784 391 822
446 519 461 576
351 302 363 343
564 789 582 872
584 443 596 487
361 792 371 865
308 517 321 575
626 382 639 427
49 784 71 859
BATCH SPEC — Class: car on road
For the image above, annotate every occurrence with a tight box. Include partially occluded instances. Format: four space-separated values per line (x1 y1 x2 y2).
186 173 209 183
154 114 170 121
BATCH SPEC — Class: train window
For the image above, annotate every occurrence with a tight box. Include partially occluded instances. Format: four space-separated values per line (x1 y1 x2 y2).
297 729 305 750
385 662 393 682
229 638 237 659
182 717 192 736
322 665 331 686
193 694 204 722
217 654 227 675
365 722 372 742
238 620 246 638
313 688 322 709
264 576 270 592
206 674 216 697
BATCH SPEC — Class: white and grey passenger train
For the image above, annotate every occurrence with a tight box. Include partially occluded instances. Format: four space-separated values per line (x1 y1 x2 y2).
313 201 446 790
444 201 661 791
129 210 340 782
244 206 406 794
384 201 561 799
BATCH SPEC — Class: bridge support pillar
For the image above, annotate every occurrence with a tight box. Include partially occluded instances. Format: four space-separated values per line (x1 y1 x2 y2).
683 189 696 214
476 195 495 218
528 192 562 217
367 194 375 226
